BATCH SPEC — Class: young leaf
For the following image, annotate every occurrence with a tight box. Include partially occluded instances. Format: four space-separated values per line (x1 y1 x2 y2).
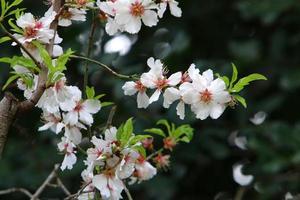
120 118 134 146
144 128 166 137
129 135 152 146
156 119 171 135
231 73 267 93
86 86 95 99
0 36 10 44
230 63 238 88
101 102 114 108
233 95 247 108
2 74 19 90
132 145 146 157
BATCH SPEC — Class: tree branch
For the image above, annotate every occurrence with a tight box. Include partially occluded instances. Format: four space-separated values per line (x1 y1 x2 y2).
0 0 64 158
71 55 139 80
31 164 60 200
0 187 33 198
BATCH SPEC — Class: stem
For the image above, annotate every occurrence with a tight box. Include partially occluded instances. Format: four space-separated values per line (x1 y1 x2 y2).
83 11 97 98
123 183 133 200
71 55 138 80
0 188 33 198
146 148 163 160
105 105 117 130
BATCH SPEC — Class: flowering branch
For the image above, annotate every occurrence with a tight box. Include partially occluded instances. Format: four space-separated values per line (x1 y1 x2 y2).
0 188 33 198
71 55 139 80
123 183 134 200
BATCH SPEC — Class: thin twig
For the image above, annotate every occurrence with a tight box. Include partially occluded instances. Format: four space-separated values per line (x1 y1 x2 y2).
0 188 33 198
146 148 163 160
31 164 60 200
234 187 246 200
83 11 97 97
105 105 117 129
71 55 139 80
123 182 133 200
56 177 71 196
64 181 91 200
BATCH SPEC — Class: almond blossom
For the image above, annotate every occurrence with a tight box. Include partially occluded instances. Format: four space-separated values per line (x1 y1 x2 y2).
133 156 157 182
122 80 150 108
38 111 64 134
158 0 182 18
58 8 87 27
181 69 231 120
63 99 101 126
57 137 77 171
140 57 181 104
114 0 158 34
13 9 56 45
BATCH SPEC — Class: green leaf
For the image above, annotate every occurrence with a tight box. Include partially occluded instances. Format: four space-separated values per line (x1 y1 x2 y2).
101 102 114 108
95 94 106 99
8 18 22 34
0 36 10 44
119 118 134 147
86 86 95 99
144 128 166 137
132 145 146 157
2 74 19 90
34 42 52 69
156 119 171 135
231 73 267 93
233 95 247 108
116 123 124 141
172 124 194 142
0 57 11 63
230 63 238 88
129 135 152 146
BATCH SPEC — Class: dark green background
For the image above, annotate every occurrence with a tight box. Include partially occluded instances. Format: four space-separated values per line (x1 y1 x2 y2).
1 0 300 199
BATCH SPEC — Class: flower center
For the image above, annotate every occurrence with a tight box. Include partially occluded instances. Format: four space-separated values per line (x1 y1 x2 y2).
24 26 38 38
74 102 83 112
61 9 73 19
130 1 145 17
76 0 87 6
155 78 168 90
134 80 146 92
54 80 65 92
200 89 212 103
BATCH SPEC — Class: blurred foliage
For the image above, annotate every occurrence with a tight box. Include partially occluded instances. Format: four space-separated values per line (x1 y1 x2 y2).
1 0 300 199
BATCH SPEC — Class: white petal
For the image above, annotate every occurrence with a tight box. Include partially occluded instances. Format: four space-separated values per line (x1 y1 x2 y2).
167 72 182 86
163 87 180 108
137 91 149 108
176 101 185 120
169 1 182 17
210 103 226 119
122 81 138 95
149 89 161 104
79 111 94 125
82 99 101 114
141 10 158 27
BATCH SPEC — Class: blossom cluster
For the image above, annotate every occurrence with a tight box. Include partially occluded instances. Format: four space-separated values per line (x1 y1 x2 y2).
122 57 232 120
78 126 157 199
37 78 101 170
97 0 182 35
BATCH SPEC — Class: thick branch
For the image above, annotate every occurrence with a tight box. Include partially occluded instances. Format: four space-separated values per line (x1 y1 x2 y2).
0 93 18 157
0 0 64 157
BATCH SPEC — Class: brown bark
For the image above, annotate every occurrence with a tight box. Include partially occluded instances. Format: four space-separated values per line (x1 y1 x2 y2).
0 0 64 158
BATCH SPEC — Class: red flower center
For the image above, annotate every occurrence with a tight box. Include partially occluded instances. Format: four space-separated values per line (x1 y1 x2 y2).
155 78 168 90
135 80 146 92
130 1 145 17
200 89 212 103
74 102 83 112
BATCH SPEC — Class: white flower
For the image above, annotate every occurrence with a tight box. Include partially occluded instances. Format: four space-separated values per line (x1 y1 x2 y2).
181 69 231 120
21 34 63 61
78 170 95 200
114 0 158 34
97 0 124 35
122 80 149 108
38 111 65 134
141 57 181 104
158 0 182 18
13 8 56 45
92 174 124 200
86 136 109 164
59 8 87 27
64 99 101 126
64 125 84 145
57 137 77 171
37 82 81 113
116 149 139 179
163 87 185 119
135 158 157 182
104 126 118 143
13 65 38 100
